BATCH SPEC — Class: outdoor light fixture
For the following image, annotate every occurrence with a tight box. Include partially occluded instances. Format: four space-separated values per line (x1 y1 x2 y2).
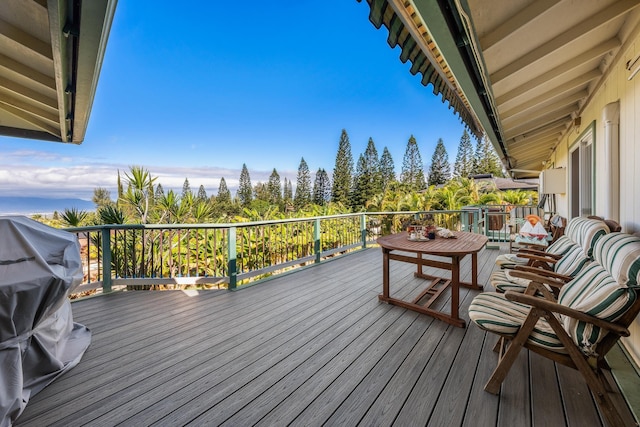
627 53 640 80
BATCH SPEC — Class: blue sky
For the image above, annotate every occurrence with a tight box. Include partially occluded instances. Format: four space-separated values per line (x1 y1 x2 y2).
0 1 470 200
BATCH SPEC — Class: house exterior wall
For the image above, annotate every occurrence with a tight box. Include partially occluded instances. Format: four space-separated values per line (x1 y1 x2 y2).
548 27 640 365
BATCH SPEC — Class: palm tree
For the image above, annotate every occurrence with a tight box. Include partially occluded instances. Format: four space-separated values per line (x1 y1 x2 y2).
501 190 533 205
60 207 88 227
122 166 157 224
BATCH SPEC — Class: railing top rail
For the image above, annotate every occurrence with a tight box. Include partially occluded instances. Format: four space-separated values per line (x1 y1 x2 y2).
65 210 476 233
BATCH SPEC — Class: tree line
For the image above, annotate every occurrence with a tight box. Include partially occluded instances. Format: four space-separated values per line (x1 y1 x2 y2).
53 128 524 227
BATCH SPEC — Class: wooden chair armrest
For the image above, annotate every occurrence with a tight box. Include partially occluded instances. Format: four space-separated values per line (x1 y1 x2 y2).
514 266 573 282
507 270 566 290
513 253 559 265
517 248 562 259
504 291 631 337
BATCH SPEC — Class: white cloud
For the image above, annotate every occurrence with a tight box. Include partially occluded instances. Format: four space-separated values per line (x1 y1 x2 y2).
0 159 298 200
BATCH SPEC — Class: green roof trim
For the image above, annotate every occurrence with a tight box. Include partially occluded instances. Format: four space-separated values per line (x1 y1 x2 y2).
358 0 483 139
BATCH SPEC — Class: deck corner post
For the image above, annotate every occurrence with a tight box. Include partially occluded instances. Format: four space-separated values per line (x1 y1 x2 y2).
101 227 112 293
228 227 237 290
314 218 321 263
361 214 367 248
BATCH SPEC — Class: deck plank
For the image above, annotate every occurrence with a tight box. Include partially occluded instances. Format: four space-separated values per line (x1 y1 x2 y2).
14 243 638 427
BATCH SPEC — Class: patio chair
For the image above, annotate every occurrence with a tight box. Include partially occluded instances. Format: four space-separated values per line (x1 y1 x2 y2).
495 216 609 269
489 240 591 295
506 206 547 253
469 232 640 427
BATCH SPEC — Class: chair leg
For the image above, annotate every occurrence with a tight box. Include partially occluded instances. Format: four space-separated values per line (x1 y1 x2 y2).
492 336 505 353
484 309 542 394
545 315 628 427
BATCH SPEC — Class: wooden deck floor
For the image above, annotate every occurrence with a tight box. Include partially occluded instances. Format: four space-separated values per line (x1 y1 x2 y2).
15 244 637 426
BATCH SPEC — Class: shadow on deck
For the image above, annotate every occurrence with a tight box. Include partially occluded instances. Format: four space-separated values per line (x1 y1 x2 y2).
15 244 637 426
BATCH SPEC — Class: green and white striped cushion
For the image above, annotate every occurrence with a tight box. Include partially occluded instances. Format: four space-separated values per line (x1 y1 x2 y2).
592 233 640 287
546 235 579 256
495 235 575 267
558 262 638 355
553 244 591 276
491 244 589 293
491 270 530 293
469 292 564 353
564 217 609 258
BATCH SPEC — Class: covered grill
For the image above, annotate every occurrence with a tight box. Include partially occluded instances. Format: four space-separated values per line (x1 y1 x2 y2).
0 216 91 426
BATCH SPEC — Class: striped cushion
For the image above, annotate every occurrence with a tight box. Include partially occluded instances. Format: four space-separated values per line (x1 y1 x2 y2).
494 253 529 267
592 233 640 287
546 235 578 257
469 292 564 353
491 270 531 293
564 217 609 258
553 244 590 276
494 235 575 268
558 262 638 355
491 244 589 294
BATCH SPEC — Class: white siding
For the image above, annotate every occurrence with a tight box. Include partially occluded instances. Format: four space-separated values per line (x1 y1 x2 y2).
550 30 640 365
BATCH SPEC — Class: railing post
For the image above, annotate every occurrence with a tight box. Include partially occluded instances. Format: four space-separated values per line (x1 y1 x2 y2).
228 227 237 290
361 214 367 248
314 219 321 263
101 227 112 293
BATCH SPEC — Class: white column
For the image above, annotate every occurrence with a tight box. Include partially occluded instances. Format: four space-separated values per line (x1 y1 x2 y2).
602 101 620 221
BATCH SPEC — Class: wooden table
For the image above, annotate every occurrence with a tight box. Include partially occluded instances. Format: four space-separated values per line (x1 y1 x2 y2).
377 231 488 327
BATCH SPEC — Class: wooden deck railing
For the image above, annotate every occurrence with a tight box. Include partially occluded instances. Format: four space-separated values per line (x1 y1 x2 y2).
65 207 530 294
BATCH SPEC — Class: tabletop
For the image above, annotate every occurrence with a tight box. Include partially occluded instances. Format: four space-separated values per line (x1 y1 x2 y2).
377 231 488 256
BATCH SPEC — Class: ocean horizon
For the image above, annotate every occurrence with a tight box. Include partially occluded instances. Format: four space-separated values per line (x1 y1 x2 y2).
0 196 95 216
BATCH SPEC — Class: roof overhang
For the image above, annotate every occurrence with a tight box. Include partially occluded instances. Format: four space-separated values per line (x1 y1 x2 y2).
360 0 640 178
0 0 117 144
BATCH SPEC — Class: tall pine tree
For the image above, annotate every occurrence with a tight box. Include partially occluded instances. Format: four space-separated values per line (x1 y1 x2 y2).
453 129 474 178
380 147 395 191
351 137 383 209
400 135 426 191
427 138 451 186
217 177 231 203
181 178 191 199
313 168 331 206
331 129 354 205
267 168 282 207
196 185 207 201
237 164 253 207
294 157 312 209
363 137 382 196
283 177 293 204
351 154 368 209
473 135 504 177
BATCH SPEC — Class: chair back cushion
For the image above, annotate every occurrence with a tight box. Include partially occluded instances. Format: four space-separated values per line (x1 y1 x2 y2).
592 233 640 286
558 261 638 356
554 244 591 276
564 217 609 258
545 235 576 257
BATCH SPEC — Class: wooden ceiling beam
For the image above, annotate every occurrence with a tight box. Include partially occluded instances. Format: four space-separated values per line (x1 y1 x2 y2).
504 113 571 140
509 130 563 148
0 91 59 124
502 90 587 125
480 0 561 50
0 75 57 111
495 40 614 104
0 17 53 61
0 52 56 91
491 1 638 84
500 70 599 116
0 102 60 137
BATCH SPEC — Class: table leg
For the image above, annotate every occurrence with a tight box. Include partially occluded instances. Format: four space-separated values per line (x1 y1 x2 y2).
451 255 460 321
382 248 390 298
472 252 478 288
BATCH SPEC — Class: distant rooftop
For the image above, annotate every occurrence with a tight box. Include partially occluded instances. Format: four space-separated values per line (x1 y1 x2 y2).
472 174 538 191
